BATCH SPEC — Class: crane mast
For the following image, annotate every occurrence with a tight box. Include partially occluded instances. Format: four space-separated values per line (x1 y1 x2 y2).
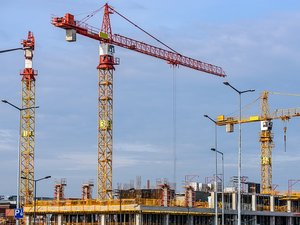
260 91 274 194
97 5 115 199
20 31 37 205
52 4 226 200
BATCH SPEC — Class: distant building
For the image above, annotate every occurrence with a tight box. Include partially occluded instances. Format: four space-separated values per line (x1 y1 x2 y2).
0 196 16 224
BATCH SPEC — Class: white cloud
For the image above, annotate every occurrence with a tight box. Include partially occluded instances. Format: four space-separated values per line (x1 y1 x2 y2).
179 12 300 82
0 129 16 152
113 142 173 168
273 153 300 163
115 142 161 153
35 142 169 173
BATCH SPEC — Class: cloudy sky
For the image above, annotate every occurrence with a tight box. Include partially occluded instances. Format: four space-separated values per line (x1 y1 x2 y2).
1 0 300 198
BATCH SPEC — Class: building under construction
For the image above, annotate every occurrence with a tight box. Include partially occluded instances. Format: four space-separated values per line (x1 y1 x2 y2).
22 179 300 225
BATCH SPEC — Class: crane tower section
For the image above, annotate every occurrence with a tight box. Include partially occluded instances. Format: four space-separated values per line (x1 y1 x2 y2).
20 31 37 205
97 43 115 199
97 4 116 199
260 91 274 194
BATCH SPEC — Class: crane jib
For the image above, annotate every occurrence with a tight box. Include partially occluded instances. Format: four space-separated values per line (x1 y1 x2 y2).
51 14 226 77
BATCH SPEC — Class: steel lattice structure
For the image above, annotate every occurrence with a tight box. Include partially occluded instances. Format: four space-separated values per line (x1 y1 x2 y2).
259 91 274 194
20 31 37 205
97 63 114 199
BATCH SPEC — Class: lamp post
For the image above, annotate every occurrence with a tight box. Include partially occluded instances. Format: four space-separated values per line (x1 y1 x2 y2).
204 114 218 225
223 82 254 225
118 190 122 225
211 148 224 225
0 47 28 54
1 100 39 225
113 189 123 225
21 176 51 225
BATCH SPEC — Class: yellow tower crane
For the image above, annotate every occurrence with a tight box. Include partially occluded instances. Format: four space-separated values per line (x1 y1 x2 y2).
216 91 300 194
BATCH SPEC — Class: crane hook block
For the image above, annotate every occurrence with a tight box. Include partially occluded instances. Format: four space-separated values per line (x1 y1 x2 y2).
226 124 234 133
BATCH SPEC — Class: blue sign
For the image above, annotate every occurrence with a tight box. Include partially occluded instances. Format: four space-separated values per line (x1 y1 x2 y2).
14 208 23 219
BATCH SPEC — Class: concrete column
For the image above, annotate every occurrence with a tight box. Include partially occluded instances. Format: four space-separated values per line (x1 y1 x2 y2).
96 215 100 225
270 196 274 212
100 215 106 225
288 216 293 225
270 216 275 225
188 215 194 225
232 193 237 210
252 215 257 225
164 214 169 225
25 215 30 225
251 194 256 211
208 195 214 208
287 200 291 213
57 215 62 225
45 214 51 225
233 215 238 225
135 213 142 225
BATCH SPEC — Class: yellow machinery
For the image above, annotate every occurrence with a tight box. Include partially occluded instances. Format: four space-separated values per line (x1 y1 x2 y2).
217 91 300 194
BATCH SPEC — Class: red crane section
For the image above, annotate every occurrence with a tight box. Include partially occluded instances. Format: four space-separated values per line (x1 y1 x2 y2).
21 31 36 81
51 6 226 77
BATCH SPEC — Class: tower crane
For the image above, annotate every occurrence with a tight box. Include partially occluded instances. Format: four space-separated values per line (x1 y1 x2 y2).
216 91 300 194
1 32 37 215
20 31 37 206
1 32 37 210
52 3 226 200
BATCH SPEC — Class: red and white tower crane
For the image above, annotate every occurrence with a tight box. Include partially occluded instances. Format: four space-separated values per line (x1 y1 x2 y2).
1 31 37 211
20 31 37 205
52 3 226 200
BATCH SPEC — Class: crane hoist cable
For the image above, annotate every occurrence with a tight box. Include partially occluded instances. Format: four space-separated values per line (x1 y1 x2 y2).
111 7 179 54
269 92 300 97
243 95 260 114
269 91 300 152
111 4 181 188
77 6 105 24
283 120 288 152
76 5 179 54
226 96 260 117
172 66 177 191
